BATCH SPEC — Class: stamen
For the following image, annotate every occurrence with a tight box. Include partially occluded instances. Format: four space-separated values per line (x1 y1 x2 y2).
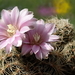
33 33 40 42
7 24 16 37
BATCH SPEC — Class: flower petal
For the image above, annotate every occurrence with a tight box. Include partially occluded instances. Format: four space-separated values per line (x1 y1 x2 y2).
45 23 55 34
19 13 33 26
32 45 40 54
20 8 28 17
20 26 30 33
41 49 49 59
9 36 15 43
48 35 59 42
19 18 36 28
13 36 22 47
1 9 11 24
35 24 45 34
0 29 7 36
5 44 12 53
11 6 19 25
0 39 9 49
0 35 7 41
20 33 25 40
21 45 32 55
40 42 54 51
0 21 7 30
35 50 43 60
27 30 34 42
36 19 44 25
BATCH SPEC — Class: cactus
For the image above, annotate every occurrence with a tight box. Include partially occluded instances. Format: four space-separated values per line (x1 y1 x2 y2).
46 17 75 51
61 40 75 61
21 50 72 75
0 17 75 75
61 40 75 74
0 47 31 75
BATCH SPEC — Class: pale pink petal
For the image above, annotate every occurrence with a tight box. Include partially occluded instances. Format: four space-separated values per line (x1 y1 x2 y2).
0 21 7 30
45 23 55 34
5 44 12 53
32 45 40 54
21 45 32 55
40 42 54 50
35 24 45 34
35 50 43 60
19 18 36 28
41 49 49 59
20 9 28 17
19 14 33 26
20 26 30 33
11 6 19 25
42 34 49 42
0 28 8 37
0 39 9 49
48 44 54 50
20 33 26 40
0 30 7 36
1 9 11 24
0 35 7 41
36 19 44 25
48 35 59 42
13 37 22 47
23 38 30 44
27 30 34 42
0 28 6 32
14 30 21 37
9 36 15 43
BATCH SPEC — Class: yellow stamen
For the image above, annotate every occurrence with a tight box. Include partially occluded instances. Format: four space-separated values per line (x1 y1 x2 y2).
7 24 16 37
33 33 40 42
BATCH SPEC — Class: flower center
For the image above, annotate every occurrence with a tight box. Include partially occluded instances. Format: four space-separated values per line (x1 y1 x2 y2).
33 33 40 43
7 24 16 37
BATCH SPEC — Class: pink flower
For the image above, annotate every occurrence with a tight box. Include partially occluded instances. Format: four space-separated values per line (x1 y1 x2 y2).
21 19 59 60
37 6 56 16
0 6 35 53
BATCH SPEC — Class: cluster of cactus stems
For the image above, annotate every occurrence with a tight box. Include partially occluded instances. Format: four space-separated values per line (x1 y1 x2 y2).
61 41 75 61
46 17 74 51
0 17 75 75
0 47 31 75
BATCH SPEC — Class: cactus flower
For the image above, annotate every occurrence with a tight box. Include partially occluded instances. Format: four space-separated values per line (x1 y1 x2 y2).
0 7 35 53
21 19 59 60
